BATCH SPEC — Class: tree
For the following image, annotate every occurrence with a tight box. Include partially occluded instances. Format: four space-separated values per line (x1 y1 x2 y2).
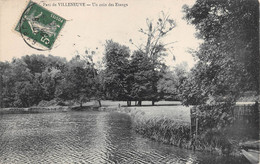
6 58 44 107
55 55 95 107
180 64 210 106
20 54 67 101
129 50 154 105
182 0 259 104
41 67 62 101
94 69 106 107
103 40 131 101
0 62 12 107
157 69 178 100
130 11 176 105
82 48 105 107
158 62 188 101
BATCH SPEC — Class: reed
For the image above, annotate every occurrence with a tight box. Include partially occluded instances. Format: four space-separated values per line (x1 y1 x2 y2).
119 106 236 155
120 107 191 148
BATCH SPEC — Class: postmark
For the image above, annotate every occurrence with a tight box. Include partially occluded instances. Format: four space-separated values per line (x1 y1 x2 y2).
15 1 66 50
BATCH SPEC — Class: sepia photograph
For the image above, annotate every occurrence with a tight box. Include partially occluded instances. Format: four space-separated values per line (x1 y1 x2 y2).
0 0 259 163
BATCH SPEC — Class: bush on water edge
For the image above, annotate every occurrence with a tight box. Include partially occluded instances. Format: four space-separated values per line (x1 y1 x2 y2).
192 129 233 155
190 103 235 155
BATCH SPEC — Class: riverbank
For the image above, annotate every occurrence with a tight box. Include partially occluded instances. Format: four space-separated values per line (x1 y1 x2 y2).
116 104 252 157
119 105 192 148
0 105 99 114
0 106 70 114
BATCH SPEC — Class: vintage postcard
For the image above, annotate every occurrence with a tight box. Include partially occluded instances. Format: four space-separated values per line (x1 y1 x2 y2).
0 0 259 163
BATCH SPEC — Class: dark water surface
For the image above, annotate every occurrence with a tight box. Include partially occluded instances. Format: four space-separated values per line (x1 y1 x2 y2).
0 112 249 164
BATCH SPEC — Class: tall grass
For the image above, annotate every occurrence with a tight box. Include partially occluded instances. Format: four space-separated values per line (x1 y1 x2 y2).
119 107 191 148
118 106 239 155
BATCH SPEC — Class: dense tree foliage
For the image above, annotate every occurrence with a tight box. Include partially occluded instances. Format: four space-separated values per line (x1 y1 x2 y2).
0 55 99 108
103 33 174 106
0 55 67 107
55 55 96 107
158 62 188 101
103 40 131 101
129 50 155 104
181 0 259 105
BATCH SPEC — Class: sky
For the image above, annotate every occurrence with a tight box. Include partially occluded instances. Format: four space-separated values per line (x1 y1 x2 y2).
0 0 202 69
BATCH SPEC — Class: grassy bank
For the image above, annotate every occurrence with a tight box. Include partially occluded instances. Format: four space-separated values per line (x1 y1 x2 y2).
118 105 192 149
116 103 253 156
0 106 71 114
0 105 103 114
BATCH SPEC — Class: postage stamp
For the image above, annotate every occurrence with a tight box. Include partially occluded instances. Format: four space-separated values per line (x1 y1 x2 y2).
15 1 66 50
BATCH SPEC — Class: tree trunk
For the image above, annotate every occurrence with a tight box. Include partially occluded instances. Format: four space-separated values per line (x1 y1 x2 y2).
127 101 131 106
152 100 155 106
98 100 102 107
135 101 137 106
80 101 83 108
138 100 142 106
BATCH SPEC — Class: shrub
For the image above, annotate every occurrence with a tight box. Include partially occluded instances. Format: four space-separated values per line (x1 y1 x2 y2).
128 108 191 148
192 103 235 132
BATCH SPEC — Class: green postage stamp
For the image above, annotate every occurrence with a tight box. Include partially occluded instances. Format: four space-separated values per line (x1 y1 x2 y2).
15 1 66 50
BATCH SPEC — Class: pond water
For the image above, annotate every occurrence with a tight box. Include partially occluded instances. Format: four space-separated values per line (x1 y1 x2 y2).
0 111 249 164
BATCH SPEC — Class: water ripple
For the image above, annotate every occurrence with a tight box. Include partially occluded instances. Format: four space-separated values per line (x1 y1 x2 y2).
0 112 249 164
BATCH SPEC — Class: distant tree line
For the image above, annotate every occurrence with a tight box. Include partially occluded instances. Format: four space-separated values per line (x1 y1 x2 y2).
0 51 187 108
